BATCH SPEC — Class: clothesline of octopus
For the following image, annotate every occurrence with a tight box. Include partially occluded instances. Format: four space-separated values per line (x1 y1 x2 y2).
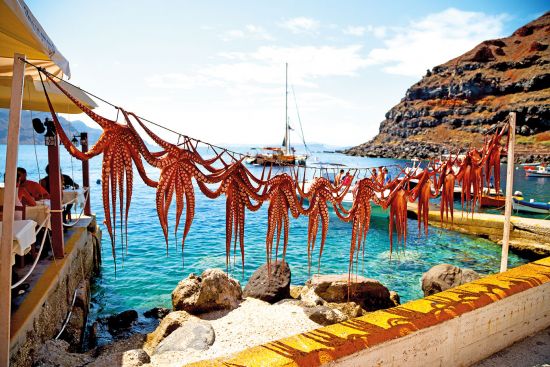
30 62 510 277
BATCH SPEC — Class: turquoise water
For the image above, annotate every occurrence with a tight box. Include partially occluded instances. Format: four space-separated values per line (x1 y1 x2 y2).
1 144 545 318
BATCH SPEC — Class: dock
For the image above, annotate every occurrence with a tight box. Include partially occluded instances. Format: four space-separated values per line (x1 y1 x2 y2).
406 202 550 259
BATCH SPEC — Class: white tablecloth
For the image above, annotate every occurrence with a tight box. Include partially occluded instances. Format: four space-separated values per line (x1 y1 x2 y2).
63 189 86 207
26 201 51 229
0 220 37 266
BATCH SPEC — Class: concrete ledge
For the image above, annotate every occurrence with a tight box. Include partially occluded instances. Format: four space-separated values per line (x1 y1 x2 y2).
186 257 550 367
407 203 550 259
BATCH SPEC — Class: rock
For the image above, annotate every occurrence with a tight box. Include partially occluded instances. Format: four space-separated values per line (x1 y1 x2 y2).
154 320 215 354
300 287 326 307
143 307 171 319
172 269 242 314
389 291 401 307
303 305 347 326
34 340 94 367
421 264 482 296
302 274 394 311
143 311 196 354
243 261 291 303
121 349 150 367
107 310 138 332
327 302 365 319
289 286 302 299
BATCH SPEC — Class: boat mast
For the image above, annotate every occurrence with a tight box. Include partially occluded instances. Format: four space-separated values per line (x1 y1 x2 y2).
285 62 289 155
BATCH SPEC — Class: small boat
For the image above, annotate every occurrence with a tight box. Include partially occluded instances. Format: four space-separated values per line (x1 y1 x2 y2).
520 162 541 166
525 165 550 177
247 63 308 167
480 195 505 208
512 197 550 214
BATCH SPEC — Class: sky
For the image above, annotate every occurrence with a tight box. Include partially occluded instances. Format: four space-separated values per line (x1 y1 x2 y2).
26 0 548 148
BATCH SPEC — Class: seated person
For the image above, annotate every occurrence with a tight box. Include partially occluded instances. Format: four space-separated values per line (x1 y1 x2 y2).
17 171 36 207
17 167 49 200
40 165 79 223
335 169 345 187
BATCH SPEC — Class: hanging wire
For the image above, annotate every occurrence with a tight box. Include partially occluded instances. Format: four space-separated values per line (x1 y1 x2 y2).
27 81 42 182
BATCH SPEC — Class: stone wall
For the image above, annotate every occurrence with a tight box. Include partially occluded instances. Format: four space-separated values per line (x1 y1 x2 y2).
9 221 101 367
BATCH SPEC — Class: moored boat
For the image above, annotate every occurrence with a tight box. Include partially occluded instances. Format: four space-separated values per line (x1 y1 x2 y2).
524 165 550 177
512 197 550 214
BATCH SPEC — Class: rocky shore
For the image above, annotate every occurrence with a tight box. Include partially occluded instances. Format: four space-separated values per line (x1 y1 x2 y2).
345 12 550 163
33 261 484 367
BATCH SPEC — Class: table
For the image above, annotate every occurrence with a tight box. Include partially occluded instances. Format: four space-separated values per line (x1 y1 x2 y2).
26 201 51 229
62 188 86 207
0 220 37 266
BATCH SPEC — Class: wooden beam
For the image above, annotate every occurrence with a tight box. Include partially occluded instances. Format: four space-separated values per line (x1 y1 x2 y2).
81 132 91 216
47 136 65 258
500 112 516 273
0 53 26 367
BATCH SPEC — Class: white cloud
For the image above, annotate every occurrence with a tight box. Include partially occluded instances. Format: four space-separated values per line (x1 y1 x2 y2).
220 24 274 41
146 45 369 89
279 17 320 34
366 25 386 38
343 26 366 37
365 8 506 77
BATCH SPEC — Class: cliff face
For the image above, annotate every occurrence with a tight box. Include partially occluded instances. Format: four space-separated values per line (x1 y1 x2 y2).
346 12 550 162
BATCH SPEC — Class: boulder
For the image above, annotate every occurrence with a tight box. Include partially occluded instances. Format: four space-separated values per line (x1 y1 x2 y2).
303 305 347 326
143 311 196 354
144 307 171 319
107 310 138 333
34 340 94 367
327 302 365 319
154 320 215 354
302 274 394 311
172 269 242 314
289 286 302 299
389 291 401 307
421 264 482 296
121 349 150 367
243 261 291 303
300 287 326 307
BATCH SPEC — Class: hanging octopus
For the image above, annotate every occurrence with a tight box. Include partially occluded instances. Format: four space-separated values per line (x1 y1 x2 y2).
409 167 437 235
484 124 509 192
378 172 412 255
264 173 301 268
197 161 266 270
125 111 245 256
296 176 350 272
437 153 458 224
40 74 157 265
457 149 485 214
333 178 376 280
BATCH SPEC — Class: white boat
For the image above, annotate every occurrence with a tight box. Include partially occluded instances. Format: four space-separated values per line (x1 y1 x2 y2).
524 165 550 178
513 197 550 214
247 63 308 166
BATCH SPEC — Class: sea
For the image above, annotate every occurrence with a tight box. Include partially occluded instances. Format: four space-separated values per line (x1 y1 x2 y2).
1 144 548 320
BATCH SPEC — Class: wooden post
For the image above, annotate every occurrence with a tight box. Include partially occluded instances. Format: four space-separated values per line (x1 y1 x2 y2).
80 132 91 216
0 53 25 367
500 112 516 273
48 128 65 259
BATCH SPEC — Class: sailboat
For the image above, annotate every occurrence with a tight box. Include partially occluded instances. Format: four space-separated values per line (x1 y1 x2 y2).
247 63 308 166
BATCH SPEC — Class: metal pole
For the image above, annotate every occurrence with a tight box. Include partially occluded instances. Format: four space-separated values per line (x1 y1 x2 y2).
80 132 91 216
500 112 516 273
0 53 26 367
48 131 65 258
285 62 289 155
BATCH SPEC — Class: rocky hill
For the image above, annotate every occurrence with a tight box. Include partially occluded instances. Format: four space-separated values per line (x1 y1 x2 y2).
345 12 550 163
0 109 102 145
